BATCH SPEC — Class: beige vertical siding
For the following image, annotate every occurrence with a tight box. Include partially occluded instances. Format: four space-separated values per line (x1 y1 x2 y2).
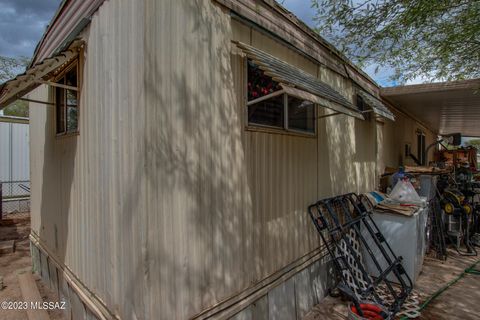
143 1 254 317
30 0 146 318
29 1 438 319
316 112 377 197
381 108 437 170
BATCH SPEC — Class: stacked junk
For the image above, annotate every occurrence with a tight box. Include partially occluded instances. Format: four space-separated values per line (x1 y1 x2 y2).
308 135 480 319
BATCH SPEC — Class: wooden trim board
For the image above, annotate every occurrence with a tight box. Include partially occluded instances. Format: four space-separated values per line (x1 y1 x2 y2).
17 272 51 320
29 231 116 320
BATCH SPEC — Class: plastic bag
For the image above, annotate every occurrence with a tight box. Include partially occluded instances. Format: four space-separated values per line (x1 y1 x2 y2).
389 179 422 204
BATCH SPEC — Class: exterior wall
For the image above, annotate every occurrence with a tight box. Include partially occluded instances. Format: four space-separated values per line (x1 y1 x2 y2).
28 0 438 319
380 108 436 171
29 0 145 319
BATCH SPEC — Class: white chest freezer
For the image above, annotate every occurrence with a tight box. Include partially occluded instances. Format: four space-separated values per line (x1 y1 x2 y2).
361 206 428 285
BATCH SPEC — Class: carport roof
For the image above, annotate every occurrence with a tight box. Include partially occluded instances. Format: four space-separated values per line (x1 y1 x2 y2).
381 79 480 137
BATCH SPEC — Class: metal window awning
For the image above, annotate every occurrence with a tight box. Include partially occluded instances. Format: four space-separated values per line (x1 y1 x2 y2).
233 41 364 120
0 40 84 109
357 90 395 121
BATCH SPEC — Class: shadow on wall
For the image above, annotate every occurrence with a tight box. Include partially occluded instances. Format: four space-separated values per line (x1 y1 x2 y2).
354 117 376 193
38 86 75 294
319 112 358 196
139 1 253 319
33 0 381 318
39 89 77 263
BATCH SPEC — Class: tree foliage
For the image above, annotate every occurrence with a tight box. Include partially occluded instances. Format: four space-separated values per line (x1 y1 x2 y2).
0 56 29 83
311 0 480 83
0 55 30 117
465 138 480 149
3 100 29 118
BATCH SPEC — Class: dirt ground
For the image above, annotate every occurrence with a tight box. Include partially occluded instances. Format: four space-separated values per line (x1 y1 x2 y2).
304 249 480 320
0 212 65 320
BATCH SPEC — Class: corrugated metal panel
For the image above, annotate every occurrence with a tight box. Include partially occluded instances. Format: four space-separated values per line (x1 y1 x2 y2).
30 0 146 318
28 1 437 319
234 41 358 112
357 90 395 121
0 41 83 109
381 80 480 137
380 108 437 170
32 0 106 64
10 123 30 181
29 1 324 318
0 123 10 181
282 85 363 119
0 121 29 182
143 1 256 317
243 129 320 275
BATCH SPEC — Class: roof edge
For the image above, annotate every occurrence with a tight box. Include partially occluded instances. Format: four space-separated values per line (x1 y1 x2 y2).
381 78 480 96
30 0 105 66
0 115 29 124
261 0 378 88
30 0 69 68
215 0 380 93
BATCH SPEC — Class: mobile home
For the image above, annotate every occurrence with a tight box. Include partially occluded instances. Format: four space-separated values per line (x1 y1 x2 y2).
0 0 436 319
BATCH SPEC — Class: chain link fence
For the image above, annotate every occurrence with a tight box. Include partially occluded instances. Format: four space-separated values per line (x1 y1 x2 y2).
1 180 30 217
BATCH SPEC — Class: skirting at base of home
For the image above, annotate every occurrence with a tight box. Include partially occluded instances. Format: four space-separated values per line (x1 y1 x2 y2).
30 231 334 320
29 232 114 320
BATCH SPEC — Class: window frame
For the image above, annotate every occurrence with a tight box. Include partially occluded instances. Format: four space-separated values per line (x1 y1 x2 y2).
416 130 426 165
54 60 79 137
244 59 316 137
356 94 372 121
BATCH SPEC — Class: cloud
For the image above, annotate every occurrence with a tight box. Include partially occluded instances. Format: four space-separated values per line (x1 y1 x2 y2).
0 0 62 58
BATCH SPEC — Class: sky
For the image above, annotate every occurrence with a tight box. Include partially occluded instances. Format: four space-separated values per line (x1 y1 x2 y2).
0 0 62 58
0 0 421 87
280 0 400 86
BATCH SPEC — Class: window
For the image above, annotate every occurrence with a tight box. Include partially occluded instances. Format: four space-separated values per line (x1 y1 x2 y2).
417 130 426 165
248 93 284 128
288 96 315 132
356 94 366 112
55 62 79 135
356 94 370 120
246 60 315 134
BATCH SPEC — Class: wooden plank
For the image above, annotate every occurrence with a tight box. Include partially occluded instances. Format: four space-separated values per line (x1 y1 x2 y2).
17 272 51 320
0 240 15 254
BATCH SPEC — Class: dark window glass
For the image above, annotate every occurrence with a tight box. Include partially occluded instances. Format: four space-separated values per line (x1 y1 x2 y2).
66 89 78 132
288 96 315 133
55 63 78 135
356 94 370 120
417 132 426 165
247 59 281 101
56 78 65 134
356 95 366 111
248 93 284 128
65 67 77 87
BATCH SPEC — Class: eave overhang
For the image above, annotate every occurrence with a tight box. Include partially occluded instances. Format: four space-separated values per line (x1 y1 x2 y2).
0 40 84 109
381 79 480 137
234 41 364 120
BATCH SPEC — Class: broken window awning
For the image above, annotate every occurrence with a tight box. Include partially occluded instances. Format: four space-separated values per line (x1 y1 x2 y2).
233 41 364 120
357 90 395 121
0 40 84 109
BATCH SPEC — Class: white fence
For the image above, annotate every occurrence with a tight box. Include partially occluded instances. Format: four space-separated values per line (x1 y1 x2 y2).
0 116 30 216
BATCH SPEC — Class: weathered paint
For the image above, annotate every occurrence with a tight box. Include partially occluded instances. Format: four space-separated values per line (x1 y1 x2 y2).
28 0 437 319
381 108 437 170
30 0 146 318
32 0 105 65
